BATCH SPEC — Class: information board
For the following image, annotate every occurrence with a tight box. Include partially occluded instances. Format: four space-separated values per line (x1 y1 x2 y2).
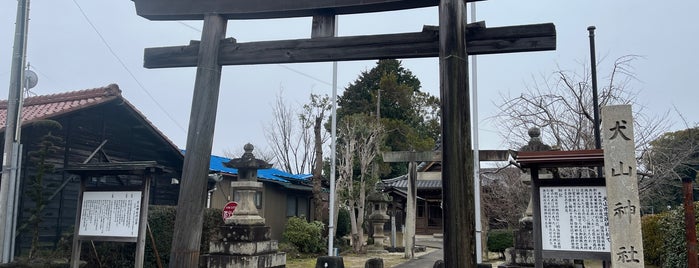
540 186 610 252
78 191 142 238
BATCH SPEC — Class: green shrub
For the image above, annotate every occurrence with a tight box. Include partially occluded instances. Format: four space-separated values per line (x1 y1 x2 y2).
283 217 326 254
278 242 300 259
641 214 664 266
336 208 351 238
487 229 513 258
659 208 687 268
641 203 699 268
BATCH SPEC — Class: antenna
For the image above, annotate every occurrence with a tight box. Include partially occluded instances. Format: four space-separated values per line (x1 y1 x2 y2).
25 69 38 89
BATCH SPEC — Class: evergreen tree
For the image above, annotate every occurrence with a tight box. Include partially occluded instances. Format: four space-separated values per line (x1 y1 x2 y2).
336 59 440 178
24 120 63 258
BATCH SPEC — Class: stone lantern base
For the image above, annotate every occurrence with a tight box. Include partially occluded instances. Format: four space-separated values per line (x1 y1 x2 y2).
205 225 286 268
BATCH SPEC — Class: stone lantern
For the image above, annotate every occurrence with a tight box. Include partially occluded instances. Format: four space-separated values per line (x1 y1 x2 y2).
367 191 392 253
205 143 285 268
223 143 271 225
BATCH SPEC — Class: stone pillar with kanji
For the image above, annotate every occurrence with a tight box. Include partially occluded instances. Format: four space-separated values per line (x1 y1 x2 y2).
602 105 644 266
204 143 286 268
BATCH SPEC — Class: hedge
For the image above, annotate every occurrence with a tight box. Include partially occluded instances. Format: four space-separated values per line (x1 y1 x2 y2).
487 229 513 258
80 206 223 268
641 201 699 267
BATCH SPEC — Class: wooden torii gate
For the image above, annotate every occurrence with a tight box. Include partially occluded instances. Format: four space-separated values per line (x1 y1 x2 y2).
131 1 556 267
382 150 513 260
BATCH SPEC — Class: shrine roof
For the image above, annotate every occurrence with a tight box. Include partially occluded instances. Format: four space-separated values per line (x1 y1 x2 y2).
516 149 604 168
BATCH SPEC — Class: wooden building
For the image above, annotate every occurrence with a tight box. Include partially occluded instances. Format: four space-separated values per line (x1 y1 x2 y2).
204 153 317 240
0 84 184 254
382 161 443 235
382 161 522 235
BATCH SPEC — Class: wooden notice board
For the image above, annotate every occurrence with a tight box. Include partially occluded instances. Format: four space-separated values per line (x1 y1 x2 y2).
66 161 161 268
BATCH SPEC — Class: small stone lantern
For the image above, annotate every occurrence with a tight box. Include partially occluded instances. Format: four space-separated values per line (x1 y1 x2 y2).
223 143 271 226
367 191 392 253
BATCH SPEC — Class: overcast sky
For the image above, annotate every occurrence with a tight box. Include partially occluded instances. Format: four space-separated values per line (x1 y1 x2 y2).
1 1 697 158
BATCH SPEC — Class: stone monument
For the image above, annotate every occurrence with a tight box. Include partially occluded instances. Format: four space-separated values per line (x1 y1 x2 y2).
205 144 286 268
367 191 392 253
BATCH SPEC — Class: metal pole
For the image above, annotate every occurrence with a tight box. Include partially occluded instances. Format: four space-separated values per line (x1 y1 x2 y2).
1 0 30 262
470 2 482 264
327 15 339 256
588 26 602 151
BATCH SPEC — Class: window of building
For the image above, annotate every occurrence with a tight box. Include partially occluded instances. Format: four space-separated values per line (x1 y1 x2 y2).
287 195 297 217
287 195 309 219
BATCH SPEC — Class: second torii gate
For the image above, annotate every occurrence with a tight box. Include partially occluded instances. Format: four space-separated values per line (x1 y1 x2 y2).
131 1 556 267
382 150 514 260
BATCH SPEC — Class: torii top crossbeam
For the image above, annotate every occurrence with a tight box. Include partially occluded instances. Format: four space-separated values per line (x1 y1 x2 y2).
133 0 483 20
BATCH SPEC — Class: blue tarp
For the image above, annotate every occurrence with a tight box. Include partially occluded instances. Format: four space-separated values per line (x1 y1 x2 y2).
182 150 312 183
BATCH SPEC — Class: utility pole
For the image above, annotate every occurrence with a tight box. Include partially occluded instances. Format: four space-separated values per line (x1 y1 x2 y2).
1 0 30 263
0 0 29 263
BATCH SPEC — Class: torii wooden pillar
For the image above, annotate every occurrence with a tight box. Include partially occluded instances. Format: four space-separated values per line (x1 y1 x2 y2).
131 1 556 267
439 0 473 266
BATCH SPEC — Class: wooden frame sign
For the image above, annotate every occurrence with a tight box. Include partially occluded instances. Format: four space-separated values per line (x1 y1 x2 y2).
66 161 160 268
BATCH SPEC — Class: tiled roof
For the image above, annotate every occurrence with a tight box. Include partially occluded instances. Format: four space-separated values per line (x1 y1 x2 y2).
189 151 313 184
387 179 442 189
382 167 522 190
0 84 121 130
0 84 181 156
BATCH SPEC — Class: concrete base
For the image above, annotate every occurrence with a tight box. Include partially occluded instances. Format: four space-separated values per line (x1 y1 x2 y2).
205 252 286 268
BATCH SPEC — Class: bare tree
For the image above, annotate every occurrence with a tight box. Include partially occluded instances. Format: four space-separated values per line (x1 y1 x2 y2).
336 113 384 252
264 91 313 174
494 55 676 209
495 56 668 175
301 94 332 221
497 56 658 149
481 167 528 229
263 91 331 222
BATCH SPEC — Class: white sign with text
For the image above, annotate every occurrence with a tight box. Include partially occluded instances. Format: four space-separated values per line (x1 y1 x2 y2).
540 186 610 252
78 191 142 237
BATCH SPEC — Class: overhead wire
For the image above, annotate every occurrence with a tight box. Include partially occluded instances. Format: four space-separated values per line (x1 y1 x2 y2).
70 0 187 133
71 1 341 136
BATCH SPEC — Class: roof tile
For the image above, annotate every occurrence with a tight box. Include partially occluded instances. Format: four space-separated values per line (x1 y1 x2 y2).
0 84 121 129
